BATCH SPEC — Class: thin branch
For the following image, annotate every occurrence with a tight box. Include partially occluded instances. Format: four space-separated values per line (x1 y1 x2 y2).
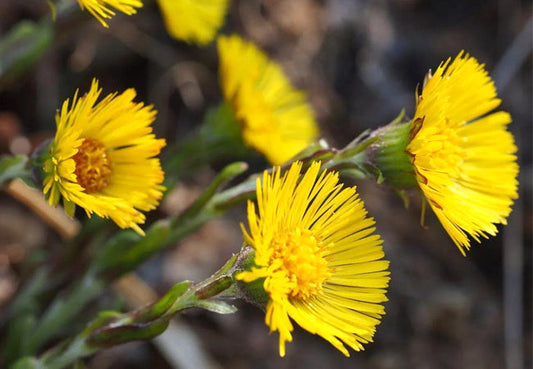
5 179 80 239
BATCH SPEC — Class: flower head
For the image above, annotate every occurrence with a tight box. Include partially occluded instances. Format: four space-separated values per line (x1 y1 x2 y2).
157 0 230 45
77 0 143 27
407 52 519 254
43 79 166 235
237 161 390 357
217 35 319 165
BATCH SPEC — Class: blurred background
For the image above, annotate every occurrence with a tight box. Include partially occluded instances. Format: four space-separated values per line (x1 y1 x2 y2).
0 0 531 368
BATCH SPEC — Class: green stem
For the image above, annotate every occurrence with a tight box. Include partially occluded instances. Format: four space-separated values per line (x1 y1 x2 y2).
17 256 240 369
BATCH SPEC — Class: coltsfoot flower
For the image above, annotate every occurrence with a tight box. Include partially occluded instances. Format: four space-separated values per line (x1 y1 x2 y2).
237 161 390 357
157 0 230 45
43 79 166 235
77 0 143 27
217 35 319 165
406 52 519 254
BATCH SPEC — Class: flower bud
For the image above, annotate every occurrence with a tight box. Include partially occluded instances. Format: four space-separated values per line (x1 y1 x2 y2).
367 120 417 188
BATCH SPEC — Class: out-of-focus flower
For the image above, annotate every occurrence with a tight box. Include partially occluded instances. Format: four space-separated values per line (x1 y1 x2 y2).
406 52 519 254
157 0 230 45
217 35 319 165
237 161 390 357
77 0 143 27
43 79 166 235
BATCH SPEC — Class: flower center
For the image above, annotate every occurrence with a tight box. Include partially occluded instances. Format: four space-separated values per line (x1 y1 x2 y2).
73 138 112 193
271 228 331 300
408 121 465 179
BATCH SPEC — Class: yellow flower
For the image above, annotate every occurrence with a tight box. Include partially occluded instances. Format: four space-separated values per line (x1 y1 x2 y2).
43 79 166 235
77 0 143 27
237 161 390 357
217 35 319 165
157 0 230 45
407 52 519 254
